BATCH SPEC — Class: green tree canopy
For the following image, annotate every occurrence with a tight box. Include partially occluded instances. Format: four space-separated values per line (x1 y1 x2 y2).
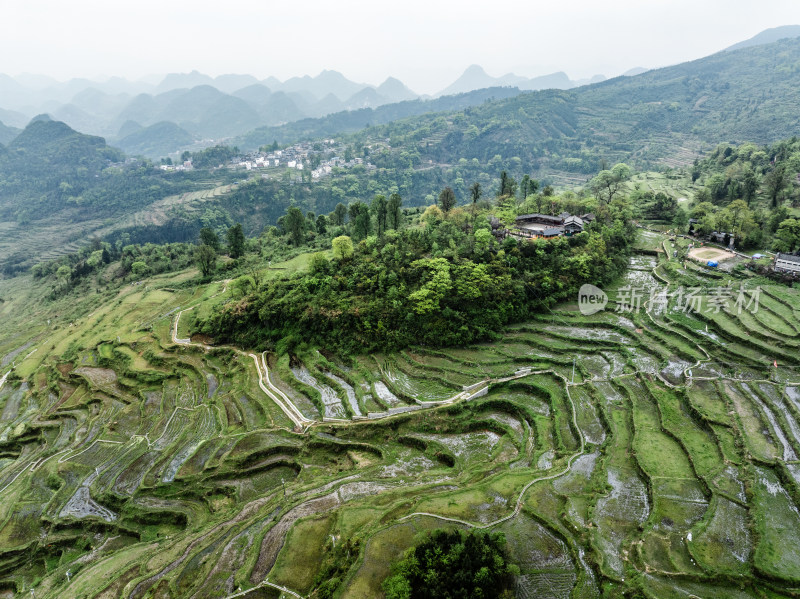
765 165 792 208
589 163 631 204
226 223 245 259
199 227 219 251
195 244 216 277
130 261 149 277
331 235 354 260
774 218 800 252
382 529 517 599
285 206 307 246
439 186 456 213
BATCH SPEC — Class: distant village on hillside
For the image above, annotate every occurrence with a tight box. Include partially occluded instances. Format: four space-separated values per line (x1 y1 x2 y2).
157 137 378 180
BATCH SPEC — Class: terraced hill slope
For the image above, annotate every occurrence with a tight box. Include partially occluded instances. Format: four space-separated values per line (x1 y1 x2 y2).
1 233 800 598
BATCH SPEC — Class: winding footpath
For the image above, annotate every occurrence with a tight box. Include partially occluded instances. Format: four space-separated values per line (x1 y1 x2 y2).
170 281 313 431
399 372 586 530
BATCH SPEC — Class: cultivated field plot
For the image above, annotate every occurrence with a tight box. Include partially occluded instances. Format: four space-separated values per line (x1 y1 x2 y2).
688 246 736 263
1 231 800 598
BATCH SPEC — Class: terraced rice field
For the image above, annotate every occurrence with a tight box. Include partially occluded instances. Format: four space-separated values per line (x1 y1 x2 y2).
1 233 800 597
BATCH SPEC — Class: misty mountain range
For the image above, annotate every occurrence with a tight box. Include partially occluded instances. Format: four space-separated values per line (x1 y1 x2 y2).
0 65 645 157
1 24 799 160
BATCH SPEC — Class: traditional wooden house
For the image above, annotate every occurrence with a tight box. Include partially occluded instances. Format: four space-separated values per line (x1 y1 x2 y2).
513 212 587 240
541 227 562 239
563 216 584 236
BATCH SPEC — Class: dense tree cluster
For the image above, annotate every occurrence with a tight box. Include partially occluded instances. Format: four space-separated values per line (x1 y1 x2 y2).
382 529 517 599
32 239 198 297
187 145 239 169
687 138 800 249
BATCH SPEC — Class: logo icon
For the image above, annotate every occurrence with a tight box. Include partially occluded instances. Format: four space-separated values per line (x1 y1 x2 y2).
578 284 608 315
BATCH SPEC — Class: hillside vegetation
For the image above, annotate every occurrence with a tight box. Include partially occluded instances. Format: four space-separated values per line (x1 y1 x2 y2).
0 120 231 274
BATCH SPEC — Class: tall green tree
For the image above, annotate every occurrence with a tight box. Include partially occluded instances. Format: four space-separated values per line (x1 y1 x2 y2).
498 170 516 198
285 206 307 246
470 182 482 215
520 174 531 201
387 193 403 230
741 167 759 204
718 199 755 240
316 214 328 235
348 201 371 239
195 244 217 277
199 227 219 251
498 170 508 196
438 186 456 213
332 202 348 226
765 165 791 207
371 194 388 235
226 223 245 259
589 163 631 204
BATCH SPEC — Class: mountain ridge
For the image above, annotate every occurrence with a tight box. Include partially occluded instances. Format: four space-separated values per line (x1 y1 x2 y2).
724 24 800 51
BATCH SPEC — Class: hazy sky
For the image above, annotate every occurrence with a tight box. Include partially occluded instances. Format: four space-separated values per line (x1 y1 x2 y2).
3 0 800 94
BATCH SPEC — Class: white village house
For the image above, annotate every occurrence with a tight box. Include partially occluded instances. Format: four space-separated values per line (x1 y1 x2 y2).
774 252 800 274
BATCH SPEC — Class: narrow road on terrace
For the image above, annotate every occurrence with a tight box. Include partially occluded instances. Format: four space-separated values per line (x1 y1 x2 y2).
250 352 313 429
169 281 313 430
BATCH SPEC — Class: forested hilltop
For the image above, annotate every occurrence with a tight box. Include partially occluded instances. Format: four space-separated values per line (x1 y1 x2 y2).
197 174 634 352
683 138 800 251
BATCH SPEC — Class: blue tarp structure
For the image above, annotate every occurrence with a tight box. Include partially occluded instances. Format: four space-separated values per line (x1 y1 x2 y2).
707 261 718 267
